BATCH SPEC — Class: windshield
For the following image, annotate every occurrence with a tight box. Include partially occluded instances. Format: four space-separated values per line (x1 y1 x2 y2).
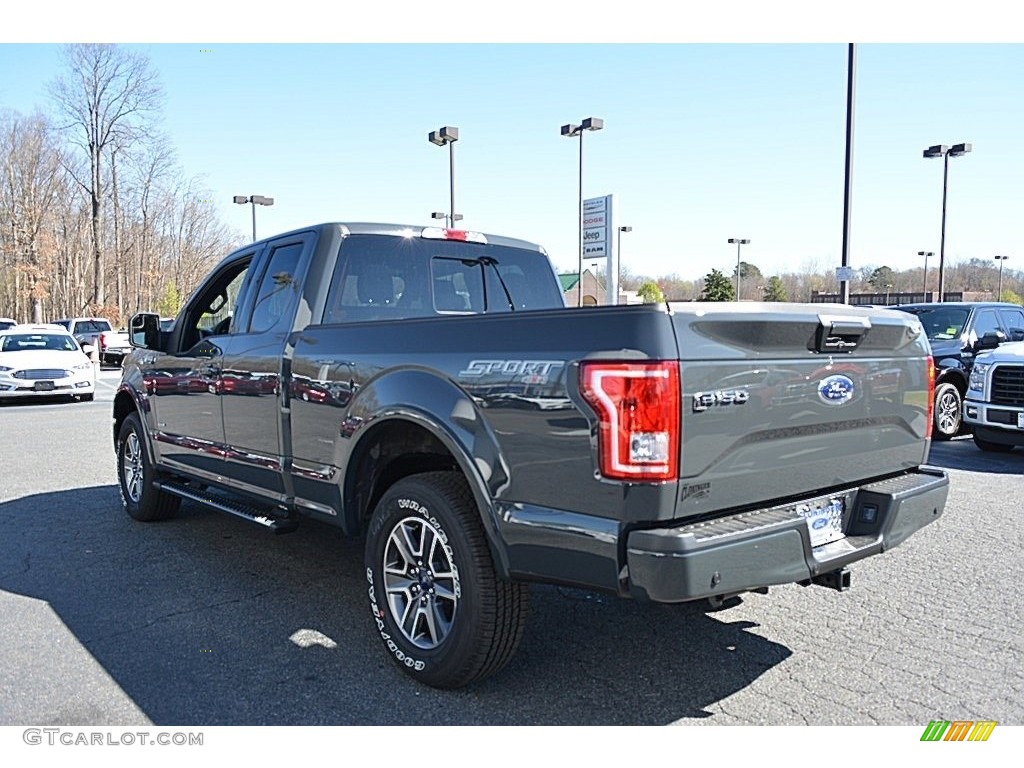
900 307 970 341
0 333 79 352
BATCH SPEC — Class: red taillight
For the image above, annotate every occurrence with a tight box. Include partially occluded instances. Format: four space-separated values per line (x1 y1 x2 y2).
580 361 680 481
926 356 936 439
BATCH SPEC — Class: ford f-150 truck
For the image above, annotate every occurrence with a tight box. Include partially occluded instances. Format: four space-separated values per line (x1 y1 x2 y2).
113 222 949 688
963 340 1024 452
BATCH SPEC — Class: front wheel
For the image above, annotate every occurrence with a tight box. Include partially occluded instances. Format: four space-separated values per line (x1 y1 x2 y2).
116 412 180 521
364 471 527 689
933 382 963 440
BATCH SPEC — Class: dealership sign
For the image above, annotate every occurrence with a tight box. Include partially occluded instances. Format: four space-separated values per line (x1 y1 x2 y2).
581 195 612 260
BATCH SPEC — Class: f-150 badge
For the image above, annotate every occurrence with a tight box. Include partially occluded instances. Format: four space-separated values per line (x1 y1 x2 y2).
692 389 749 412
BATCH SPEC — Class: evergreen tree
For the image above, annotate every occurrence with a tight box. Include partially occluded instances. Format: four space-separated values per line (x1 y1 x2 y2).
763 275 788 302
701 269 735 301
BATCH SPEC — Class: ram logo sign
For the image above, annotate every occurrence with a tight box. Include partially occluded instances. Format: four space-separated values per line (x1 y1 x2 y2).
919 720 997 742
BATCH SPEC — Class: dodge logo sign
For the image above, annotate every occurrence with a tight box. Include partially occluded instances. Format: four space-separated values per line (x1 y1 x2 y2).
818 375 855 405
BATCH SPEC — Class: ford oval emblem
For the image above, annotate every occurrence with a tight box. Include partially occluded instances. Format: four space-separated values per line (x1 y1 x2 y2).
818 374 855 405
812 517 830 530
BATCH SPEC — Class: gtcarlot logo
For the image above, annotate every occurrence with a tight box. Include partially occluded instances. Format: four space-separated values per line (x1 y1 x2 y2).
920 720 997 742
23 728 203 747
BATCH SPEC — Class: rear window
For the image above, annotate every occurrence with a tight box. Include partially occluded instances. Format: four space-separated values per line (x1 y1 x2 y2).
73 320 112 334
322 234 563 324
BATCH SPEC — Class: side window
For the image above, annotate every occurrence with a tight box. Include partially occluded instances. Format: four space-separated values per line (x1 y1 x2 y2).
998 308 1024 341
323 238 430 323
248 243 305 334
179 258 252 351
198 269 249 333
969 309 1002 344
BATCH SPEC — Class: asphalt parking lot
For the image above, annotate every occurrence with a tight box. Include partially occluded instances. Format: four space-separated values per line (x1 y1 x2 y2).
1 368 1022 726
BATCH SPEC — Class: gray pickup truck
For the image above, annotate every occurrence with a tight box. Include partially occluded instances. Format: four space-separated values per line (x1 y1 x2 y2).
113 222 948 688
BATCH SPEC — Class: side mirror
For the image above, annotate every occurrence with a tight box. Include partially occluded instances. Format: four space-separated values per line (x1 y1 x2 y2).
130 312 162 351
81 344 95 355
976 330 1007 352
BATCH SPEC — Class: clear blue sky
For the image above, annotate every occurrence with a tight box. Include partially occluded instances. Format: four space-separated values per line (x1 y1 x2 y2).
1 5 1022 283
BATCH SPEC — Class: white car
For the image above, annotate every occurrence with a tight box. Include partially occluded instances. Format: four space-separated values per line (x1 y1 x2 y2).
0 318 16 331
0 326 96 402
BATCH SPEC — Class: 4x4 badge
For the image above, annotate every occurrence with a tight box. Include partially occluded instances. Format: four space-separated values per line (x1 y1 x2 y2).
818 375 855 405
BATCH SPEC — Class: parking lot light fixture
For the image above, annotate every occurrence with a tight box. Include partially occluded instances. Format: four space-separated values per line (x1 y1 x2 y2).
233 194 274 242
995 255 1009 300
561 117 604 307
428 126 460 227
728 238 750 300
617 226 632 304
918 251 934 297
431 211 463 229
923 142 972 302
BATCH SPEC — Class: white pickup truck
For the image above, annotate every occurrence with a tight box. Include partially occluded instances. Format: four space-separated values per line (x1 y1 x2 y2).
963 341 1024 452
96 329 132 368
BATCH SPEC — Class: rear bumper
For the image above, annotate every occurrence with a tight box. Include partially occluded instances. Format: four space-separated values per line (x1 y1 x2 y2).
626 467 949 603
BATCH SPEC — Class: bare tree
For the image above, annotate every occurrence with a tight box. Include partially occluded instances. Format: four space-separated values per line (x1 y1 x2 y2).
0 111 65 322
49 44 162 307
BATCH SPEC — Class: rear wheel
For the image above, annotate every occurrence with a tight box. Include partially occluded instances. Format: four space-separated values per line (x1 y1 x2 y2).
933 382 963 440
364 471 527 688
973 434 1015 453
116 412 180 521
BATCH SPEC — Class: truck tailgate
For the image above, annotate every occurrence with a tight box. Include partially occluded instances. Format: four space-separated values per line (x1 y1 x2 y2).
669 303 931 518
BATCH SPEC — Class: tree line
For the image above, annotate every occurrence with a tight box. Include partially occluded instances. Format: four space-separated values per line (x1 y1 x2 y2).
0 44 239 327
621 257 1023 303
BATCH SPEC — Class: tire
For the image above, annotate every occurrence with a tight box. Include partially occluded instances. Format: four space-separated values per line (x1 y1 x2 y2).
116 412 180 522
364 471 527 689
933 382 963 440
973 434 1015 453
79 393 94 402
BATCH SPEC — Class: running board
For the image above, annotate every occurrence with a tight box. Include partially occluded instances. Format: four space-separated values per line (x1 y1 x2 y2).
155 481 299 534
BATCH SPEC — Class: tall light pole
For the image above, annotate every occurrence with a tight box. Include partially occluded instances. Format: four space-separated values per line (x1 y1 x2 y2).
918 250 934 298
233 195 274 242
561 117 604 307
428 126 459 227
995 255 1009 300
617 226 632 305
728 238 750 300
923 142 972 302
840 43 857 305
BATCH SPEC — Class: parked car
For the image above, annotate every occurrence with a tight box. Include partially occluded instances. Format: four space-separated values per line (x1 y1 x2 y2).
963 340 1024 452
51 317 114 352
0 325 96 402
896 302 1024 439
0 318 17 331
